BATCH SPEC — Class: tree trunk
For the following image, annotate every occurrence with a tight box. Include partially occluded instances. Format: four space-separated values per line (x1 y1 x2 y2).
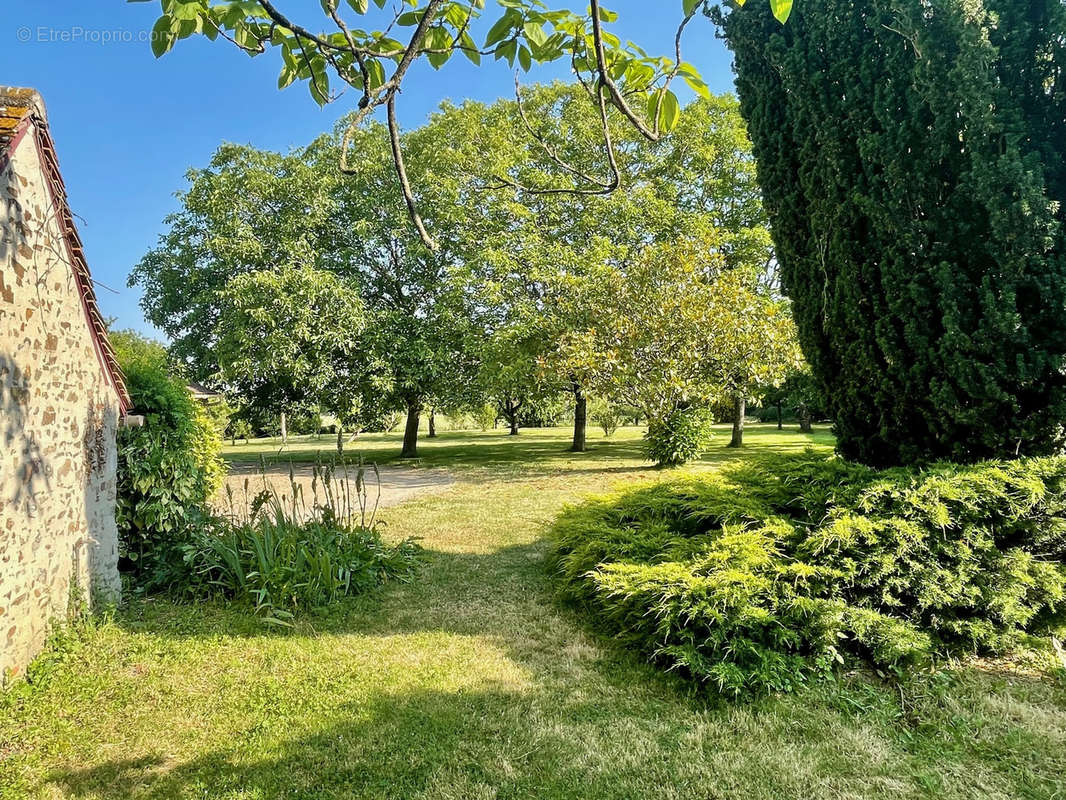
428 408 437 438
799 403 812 433
776 401 783 430
503 398 521 435
401 400 421 458
729 395 745 448
280 411 288 445
570 385 587 452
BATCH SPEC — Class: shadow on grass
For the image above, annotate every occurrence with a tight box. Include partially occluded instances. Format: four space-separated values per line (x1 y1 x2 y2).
116 542 579 641
60 543 712 798
52 593 1066 800
221 425 835 477
111 541 691 709
49 687 536 799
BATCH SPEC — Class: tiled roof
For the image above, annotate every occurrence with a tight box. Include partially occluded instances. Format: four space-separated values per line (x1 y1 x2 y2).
0 86 130 411
187 381 222 400
0 87 38 143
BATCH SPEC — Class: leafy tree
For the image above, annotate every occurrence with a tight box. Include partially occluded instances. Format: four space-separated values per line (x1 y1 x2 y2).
309 122 483 458
760 368 824 431
700 270 801 447
478 324 553 436
718 0 1066 466
130 144 337 378
109 328 172 372
214 266 367 441
588 397 623 437
131 84 774 460
131 125 480 459
555 239 794 463
427 84 773 452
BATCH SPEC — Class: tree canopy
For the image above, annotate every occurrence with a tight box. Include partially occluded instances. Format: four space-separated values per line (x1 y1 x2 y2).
131 83 794 461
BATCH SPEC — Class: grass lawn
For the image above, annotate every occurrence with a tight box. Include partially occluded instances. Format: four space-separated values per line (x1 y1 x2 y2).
2 424 1065 799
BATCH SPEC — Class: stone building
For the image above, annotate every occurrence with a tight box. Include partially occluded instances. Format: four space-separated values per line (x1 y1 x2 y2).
0 87 130 681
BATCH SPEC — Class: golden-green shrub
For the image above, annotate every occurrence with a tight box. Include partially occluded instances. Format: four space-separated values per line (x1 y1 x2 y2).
549 452 1066 696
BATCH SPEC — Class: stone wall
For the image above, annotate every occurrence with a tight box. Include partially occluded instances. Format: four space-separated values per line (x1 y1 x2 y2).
0 120 122 681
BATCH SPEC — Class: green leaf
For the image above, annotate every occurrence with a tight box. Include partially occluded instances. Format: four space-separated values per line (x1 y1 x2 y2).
346 0 369 12
682 0 701 14
485 10 518 47
517 44 532 71
171 1 201 21
425 26 453 69
459 31 480 65
682 72 711 100
365 58 385 89
523 22 547 48
278 62 298 89
495 38 518 65
151 14 178 57
770 0 792 23
308 61 330 105
649 89 681 133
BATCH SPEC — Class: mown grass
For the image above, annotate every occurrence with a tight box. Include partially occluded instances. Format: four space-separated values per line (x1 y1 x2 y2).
221 423 836 472
2 424 1065 799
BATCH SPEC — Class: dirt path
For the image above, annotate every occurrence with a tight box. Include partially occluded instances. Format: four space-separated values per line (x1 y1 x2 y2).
218 463 454 516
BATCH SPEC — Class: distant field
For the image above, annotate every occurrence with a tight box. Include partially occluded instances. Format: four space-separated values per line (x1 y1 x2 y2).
222 422 837 472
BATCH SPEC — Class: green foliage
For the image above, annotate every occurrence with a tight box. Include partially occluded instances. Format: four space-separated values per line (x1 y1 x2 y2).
588 398 622 437
474 402 499 432
129 144 338 378
549 453 1066 695
556 241 799 432
227 416 253 443
115 334 225 589
642 406 714 467
181 514 420 625
759 368 825 426
136 0 728 132
216 266 367 423
129 86 775 459
109 328 173 373
718 0 1066 466
187 459 420 623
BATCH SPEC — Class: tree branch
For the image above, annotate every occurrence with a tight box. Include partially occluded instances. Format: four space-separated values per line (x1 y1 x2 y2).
387 93 437 251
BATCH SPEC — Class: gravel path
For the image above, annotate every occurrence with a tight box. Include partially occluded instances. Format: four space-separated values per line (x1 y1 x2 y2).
218 463 454 518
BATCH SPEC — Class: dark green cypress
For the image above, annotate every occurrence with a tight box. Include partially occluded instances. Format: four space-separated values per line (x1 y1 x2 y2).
716 0 1066 466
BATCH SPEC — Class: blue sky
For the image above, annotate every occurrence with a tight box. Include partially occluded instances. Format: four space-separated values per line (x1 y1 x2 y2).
1 2 738 337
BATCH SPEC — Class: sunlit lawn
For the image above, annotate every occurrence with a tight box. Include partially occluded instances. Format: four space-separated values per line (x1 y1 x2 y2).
2 424 1065 799
221 422 837 473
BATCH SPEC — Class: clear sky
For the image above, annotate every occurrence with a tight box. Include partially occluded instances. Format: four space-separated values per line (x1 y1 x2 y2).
1 2 738 337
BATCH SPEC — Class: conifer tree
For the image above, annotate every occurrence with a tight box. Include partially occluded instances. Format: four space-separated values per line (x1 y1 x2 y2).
717 0 1066 466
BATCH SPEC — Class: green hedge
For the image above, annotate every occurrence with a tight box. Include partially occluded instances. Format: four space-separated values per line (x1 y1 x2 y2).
548 452 1066 696
114 343 224 590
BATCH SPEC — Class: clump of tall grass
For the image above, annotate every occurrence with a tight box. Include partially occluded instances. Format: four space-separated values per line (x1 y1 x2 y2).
184 453 420 625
